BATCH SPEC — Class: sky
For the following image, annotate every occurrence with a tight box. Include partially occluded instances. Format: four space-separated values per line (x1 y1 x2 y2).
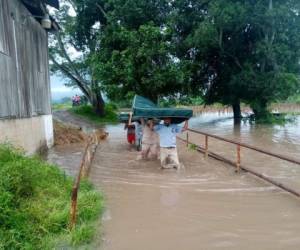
50 75 82 102
48 3 83 103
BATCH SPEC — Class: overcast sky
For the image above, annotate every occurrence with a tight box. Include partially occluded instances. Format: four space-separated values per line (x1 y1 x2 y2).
50 75 82 102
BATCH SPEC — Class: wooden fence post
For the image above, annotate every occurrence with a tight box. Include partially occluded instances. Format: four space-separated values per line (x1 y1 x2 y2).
186 132 189 147
205 135 208 158
236 145 241 173
69 133 100 229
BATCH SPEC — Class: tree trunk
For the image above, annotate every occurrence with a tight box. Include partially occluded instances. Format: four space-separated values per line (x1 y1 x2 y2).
232 100 242 122
90 92 105 117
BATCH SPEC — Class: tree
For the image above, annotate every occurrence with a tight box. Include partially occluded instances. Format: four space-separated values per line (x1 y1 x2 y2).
172 0 300 119
93 0 185 103
51 0 300 119
168 0 210 98
49 0 107 115
94 23 184 103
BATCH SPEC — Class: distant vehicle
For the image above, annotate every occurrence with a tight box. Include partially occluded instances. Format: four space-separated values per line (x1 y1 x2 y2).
72 95 81 107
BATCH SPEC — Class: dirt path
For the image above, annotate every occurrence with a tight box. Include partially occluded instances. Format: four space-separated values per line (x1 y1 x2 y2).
48 113 300 249
53 110 100 132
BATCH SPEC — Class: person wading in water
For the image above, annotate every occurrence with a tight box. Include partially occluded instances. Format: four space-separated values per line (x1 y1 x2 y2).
151 118 188 169
137 118 159 160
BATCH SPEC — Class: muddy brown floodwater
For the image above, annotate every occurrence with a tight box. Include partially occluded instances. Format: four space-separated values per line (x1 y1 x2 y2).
48 113 300 250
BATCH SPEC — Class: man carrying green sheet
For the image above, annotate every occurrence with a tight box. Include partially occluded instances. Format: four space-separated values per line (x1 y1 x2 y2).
152 118 188 169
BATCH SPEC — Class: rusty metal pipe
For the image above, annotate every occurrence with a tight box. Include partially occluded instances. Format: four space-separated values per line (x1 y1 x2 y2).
187 128 300 166
177 136 300 199
205 135 208 158
236 145 241 173
186 132 189 147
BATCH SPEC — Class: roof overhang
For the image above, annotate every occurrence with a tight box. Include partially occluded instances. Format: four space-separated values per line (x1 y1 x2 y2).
21 0 60 31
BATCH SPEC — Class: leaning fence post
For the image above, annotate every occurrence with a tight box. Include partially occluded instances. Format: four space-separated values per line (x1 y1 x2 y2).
69 135 95 230
70 186 78 229
186 132 189 147
236 145 241 173
205 135 208 158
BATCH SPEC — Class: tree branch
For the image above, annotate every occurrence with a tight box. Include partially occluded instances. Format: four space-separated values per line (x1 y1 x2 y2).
49 54 91 98
96 3 108 20
55 32 91 87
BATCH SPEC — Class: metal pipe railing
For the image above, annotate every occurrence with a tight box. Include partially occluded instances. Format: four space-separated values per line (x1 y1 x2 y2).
187 128 300 166
180 129 300 198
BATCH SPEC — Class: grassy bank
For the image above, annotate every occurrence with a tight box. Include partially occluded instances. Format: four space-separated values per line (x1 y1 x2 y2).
0 145 103 249
70 104 118 124
52 102 72 111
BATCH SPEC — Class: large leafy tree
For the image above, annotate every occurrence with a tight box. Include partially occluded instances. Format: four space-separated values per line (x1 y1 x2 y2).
94 23 184 102
176 0 300 119
93 0 185 103
167 0 210 98
51 0 300 120
49 0 107 115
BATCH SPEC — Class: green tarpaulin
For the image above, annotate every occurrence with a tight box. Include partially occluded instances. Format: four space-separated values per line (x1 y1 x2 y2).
118 112 140 123
118 96 193 123
132 95 193 123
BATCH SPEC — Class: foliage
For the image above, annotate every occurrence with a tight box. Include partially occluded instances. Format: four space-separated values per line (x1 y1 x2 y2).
173 0 300 118
159 96 204 107
70 104 118 124
94 23 183 102
286 94 300 105
49 0 106 115
52 102 72 111
250 113 296 125
188 143 197 151
0 145 103 249
51 0 300 121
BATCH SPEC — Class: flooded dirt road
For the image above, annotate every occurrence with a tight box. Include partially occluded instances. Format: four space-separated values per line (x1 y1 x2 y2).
89 124 300 250
48 111 300 249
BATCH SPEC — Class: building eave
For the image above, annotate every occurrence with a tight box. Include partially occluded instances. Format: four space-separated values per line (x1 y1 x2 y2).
20 0 60 32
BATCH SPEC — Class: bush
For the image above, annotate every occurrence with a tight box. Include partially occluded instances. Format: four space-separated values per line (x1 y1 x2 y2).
71 104 118 123
0 145 103 249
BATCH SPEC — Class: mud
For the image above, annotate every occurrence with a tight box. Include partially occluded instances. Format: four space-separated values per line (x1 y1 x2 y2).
53 109 100 133
53 120 87 145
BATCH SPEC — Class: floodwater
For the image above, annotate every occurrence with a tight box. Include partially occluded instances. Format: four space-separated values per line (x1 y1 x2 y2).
188 113 300 191
48 113 300 250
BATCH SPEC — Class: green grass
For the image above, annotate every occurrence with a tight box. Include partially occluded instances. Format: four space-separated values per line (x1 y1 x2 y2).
52 102 72 111
286 94 300 104
188 143 197 151
251 113 296 125
70 104 118 124
0 145 104 250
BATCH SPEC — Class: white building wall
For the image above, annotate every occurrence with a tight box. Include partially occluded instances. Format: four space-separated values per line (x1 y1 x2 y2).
0 115 54 154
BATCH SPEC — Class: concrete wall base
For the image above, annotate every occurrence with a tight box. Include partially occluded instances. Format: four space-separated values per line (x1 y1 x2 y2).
0 115 54 155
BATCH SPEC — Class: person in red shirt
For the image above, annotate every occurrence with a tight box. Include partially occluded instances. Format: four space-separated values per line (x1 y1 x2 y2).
124 113 136 144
